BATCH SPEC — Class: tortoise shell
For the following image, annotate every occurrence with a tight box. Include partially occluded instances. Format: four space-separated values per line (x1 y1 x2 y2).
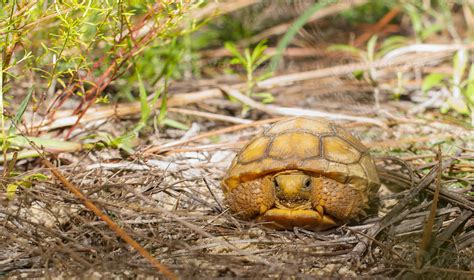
222 117 380 194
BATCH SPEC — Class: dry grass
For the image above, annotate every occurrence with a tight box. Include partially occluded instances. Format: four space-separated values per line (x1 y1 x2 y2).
1 105 472 278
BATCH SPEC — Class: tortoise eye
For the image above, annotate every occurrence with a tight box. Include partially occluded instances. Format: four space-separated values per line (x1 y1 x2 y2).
273 179 280 190
303 178 312 190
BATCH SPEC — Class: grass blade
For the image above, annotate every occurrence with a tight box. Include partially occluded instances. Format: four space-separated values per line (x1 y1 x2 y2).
8 86 34 135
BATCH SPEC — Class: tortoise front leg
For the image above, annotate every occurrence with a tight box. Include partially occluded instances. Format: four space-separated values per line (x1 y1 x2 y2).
310 177 369 222
225 176 275 220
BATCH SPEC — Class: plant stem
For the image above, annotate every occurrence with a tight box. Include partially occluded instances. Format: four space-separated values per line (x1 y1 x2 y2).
0 56 6 173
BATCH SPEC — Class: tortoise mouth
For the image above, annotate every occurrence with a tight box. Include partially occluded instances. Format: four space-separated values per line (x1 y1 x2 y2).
274 199 312 210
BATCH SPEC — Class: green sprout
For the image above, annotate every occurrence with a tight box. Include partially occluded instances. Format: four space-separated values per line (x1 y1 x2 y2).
225 40 273 115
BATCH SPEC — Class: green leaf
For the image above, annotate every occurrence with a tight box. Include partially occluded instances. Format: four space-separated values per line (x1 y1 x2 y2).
6 173 47 200
252 92 274 104
8 86 34 135
224 42 244 62
404 4 423 37
420 23 443 40
158 90 168 124
229 58 242 65
327 44 362 56
24 173 48 181
254 54 271 68
447 96 469 115
163 118 188 130
453 50 468 84
256 71 274 82
464 64 474 104
6 184 18 200
8 135 82 152
367 35 378 62
378 35 408 58
422 73 447 93
251 39 268 63
352 70 365 80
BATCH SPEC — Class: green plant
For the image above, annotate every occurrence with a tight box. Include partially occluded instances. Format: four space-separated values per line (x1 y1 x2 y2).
329 35 409 104
422 50 474 124
6 173 48 200
0 86 82 164
225 40 273 115
0 1 201 136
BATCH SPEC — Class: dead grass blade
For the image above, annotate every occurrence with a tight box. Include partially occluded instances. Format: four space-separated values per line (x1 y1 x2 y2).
416 146 443 269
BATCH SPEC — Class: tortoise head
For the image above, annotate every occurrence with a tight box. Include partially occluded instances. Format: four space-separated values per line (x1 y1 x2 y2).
272 170 312 208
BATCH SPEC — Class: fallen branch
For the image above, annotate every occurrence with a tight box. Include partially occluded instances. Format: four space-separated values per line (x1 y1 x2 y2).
221 86 387 127
34 89 222 131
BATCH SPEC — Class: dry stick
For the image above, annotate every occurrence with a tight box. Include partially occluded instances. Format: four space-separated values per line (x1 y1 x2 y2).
162 140 248 154
168 107 252 124
35 89 222 131
351 151 460 257
190 0 257 20
416 147 443 269
365 134 453 148
353 6 400 47
143 116 286 155
23 143 177 279
257 50 461 89
221 86 387 127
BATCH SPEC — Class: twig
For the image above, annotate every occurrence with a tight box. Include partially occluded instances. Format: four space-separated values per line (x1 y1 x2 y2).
258 46 474 88
143 116 286 155
34 89 222 131
168 107 252 124
353 7 400 47
221 86 387 127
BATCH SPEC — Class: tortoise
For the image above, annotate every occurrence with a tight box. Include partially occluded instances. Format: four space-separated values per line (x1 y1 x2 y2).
221 117 380 230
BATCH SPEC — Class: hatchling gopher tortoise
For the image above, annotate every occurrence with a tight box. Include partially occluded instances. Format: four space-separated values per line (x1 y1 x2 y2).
221 117 380 230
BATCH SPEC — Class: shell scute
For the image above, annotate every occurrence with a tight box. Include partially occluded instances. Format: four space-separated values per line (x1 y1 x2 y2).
322 136 361 164
360 154 380 187
269 132 320 160
239 136 270 163
334 125 368 153
325 161 349 183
